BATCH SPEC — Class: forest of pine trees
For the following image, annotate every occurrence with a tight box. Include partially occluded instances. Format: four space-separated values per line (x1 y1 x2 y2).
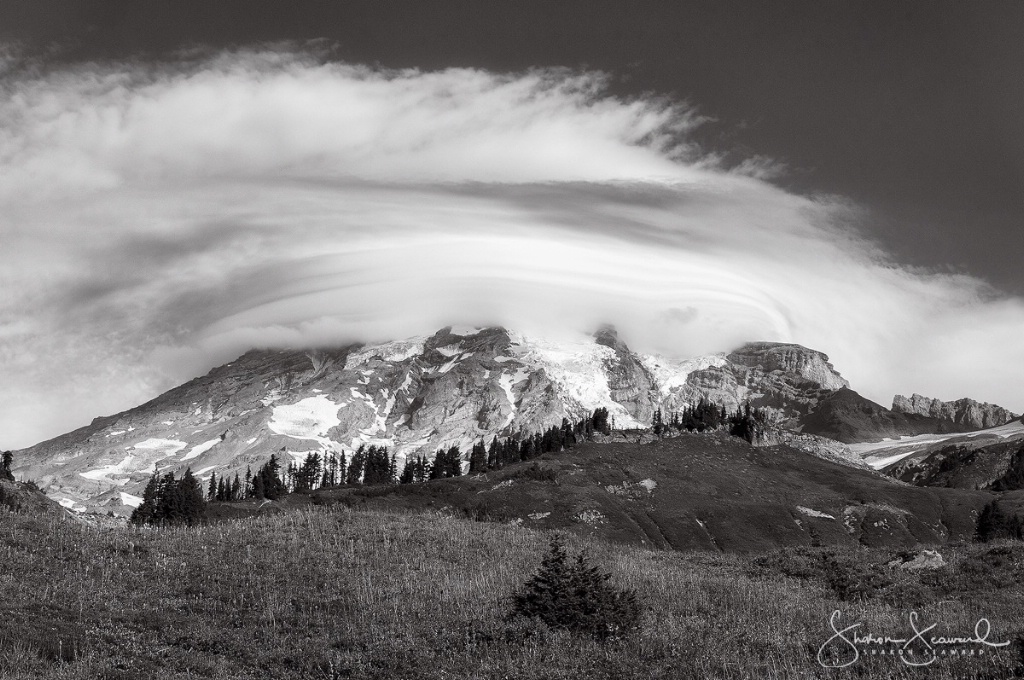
150 402 770 515
976 499 1024 541
130 467 206 526
652 399 767 444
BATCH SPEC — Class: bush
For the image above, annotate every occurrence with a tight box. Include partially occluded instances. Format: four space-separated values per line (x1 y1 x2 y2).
512 463 558 483
512 537 641 639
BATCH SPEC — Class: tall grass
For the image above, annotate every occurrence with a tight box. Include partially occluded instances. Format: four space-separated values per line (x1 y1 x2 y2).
1 505 1022 678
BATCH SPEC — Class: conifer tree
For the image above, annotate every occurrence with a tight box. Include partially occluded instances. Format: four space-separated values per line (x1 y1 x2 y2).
178 468 206 524
1 451 13 482
468 440 486 473
207 471 218 501
253 474 266 500
131 472 160 526
347 446 366 485
231 474 241 502
513 536 640 639
399 457 415 484
487 437 500 469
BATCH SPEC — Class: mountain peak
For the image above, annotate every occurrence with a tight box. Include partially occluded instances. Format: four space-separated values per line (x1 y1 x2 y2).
593 324 630 353
727 342 849 391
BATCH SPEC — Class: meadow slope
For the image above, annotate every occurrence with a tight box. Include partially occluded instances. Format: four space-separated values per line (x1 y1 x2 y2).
2 505 1023 679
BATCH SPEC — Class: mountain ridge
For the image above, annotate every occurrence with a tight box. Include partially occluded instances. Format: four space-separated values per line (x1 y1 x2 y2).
12 325 1004 515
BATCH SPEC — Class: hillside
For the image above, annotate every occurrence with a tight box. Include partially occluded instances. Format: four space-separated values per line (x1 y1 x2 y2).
2 504 1023 679
302 432 987 552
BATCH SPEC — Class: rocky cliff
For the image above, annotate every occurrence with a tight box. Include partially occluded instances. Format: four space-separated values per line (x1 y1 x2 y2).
892 393 1018 430
672 342 849 426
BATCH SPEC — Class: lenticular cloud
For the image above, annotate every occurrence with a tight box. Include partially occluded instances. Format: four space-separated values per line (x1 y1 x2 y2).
0 48 1021 448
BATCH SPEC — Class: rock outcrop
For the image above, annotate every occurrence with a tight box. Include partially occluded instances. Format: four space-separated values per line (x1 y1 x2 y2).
892 394 1018 430
674 342 849 426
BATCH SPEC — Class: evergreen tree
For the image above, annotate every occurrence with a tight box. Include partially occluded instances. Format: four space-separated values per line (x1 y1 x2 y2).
487 437 500 470
244 466 253 498
591 408 610 436
177 468 206 525
347 446 366 485
429 448 447 480
363 446 393 485
254 454 286 500
469 440 488 473
130 472 160 526
652 409 664 436
207 471 218 501
976 500 1023 541
1 451 13 482
253 474 266 500
129 467 205 526
399 457 415 484
231 474 241 502
513 536 641 639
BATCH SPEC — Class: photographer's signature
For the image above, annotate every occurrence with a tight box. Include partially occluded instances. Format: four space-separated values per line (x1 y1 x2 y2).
817 610 1010 668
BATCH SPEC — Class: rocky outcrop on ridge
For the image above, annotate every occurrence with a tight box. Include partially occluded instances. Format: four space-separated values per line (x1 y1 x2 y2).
892 393 1018 430
674 342 849 426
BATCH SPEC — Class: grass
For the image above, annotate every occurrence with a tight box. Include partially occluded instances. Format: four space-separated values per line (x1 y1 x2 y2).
1 504 1024 679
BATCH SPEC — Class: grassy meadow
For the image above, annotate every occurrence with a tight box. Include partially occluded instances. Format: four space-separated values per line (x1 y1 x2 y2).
1 505 1023 679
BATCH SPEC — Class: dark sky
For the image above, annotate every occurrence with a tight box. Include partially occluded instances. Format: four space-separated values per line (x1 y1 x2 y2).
3 0 1022 293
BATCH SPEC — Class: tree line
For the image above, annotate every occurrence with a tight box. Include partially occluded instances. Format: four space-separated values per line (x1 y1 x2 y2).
128 400 767 526
651 399 767 444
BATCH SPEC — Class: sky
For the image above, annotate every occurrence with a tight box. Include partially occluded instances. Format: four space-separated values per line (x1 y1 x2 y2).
1 2 1022 448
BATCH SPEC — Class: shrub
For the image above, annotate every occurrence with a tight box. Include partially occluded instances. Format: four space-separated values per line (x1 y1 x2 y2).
512 463 558 483
512 536 641 639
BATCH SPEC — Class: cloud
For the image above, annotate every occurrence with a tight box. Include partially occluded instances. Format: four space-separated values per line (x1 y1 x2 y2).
1 48 1022 448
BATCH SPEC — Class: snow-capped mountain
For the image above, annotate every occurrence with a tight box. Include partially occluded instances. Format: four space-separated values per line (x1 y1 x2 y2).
12 325 998 514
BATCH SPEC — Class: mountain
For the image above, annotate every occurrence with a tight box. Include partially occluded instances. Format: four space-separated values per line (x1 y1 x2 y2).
892 393 1018 430
799 388 965 444
11 325 1000 514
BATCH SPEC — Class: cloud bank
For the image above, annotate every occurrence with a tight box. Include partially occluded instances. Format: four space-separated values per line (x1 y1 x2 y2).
1 49 1021 448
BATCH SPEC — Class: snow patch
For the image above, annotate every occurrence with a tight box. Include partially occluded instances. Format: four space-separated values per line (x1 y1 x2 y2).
260 389 283 407
269 395 341 441
346 337 425 368
435 343 462 357
119 492 143 508
511 333 643 427
639 353 727 396
448 325 482 336
182 438 220 461
796 506 835 520
637 478 657 493
80 454 144 484
132 438 188 456
436 356 461 373
497 372 517 428
58 498 87 513
194 465 218 476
